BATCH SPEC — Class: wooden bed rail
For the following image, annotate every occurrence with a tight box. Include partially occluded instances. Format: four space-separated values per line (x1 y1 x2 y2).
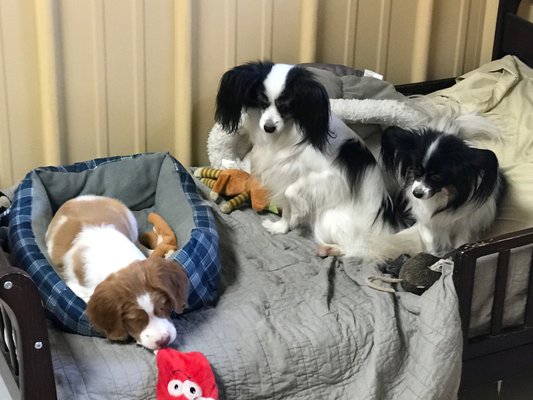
454 228 533 387
0 250 57 400
454 228 533 343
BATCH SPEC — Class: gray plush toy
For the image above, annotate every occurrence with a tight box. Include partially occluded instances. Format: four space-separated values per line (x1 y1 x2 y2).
398 253 444 295
367 252 453 295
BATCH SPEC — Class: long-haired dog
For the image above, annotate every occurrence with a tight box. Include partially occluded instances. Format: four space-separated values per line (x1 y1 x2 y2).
46 195 189 350
215 61 412 260
381 126 507 256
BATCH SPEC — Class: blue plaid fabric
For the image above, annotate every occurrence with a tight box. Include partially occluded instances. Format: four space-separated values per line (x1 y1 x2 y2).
8 153 220 336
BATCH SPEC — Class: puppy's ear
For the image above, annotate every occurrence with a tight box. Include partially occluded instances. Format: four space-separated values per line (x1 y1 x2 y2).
285 67 330 151
381 127 419 177
469 148 501 203
215 61 274 133
147 258 189 314
86 277 129 341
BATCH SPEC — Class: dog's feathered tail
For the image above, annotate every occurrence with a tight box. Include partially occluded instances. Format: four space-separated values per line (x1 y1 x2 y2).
406 96 503 143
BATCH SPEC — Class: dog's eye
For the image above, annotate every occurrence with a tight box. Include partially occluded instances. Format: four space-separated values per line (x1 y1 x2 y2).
125 310 144 322
156 300 171 315
410 166 422 177
430 174 443 182
258 93 269 109
275 97 290 114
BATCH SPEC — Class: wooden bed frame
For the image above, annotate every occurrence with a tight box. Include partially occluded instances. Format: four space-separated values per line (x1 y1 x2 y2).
395 0 533 390
0 0 531 398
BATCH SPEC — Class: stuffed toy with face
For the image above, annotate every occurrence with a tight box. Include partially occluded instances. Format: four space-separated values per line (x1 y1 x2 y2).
156 348 218 400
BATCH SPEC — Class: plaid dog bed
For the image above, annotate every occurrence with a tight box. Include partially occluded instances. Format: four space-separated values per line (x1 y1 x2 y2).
8 152 220 336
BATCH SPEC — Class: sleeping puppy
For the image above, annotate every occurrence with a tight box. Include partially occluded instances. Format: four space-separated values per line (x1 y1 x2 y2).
45 195 188 350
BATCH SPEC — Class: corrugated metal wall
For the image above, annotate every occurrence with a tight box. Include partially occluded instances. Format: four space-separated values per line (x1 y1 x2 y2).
0 0 502 187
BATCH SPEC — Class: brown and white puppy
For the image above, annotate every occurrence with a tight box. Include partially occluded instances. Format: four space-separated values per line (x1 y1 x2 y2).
45 195 188 350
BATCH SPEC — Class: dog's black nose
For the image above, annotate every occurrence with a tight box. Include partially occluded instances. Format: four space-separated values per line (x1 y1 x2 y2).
263 123 276 133
156 335 171 348
412 189 424 199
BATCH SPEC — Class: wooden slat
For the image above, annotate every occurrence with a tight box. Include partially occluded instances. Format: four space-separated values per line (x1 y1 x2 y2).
490 250 510 336
465 327 533 360
395 77 456 95
453 251 477 342
524 247 533 327
455 228 533 260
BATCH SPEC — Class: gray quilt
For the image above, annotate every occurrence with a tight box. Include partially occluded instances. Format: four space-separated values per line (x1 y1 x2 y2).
49 180 462 400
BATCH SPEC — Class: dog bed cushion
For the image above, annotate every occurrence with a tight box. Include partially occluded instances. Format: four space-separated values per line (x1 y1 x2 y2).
8 152 220 336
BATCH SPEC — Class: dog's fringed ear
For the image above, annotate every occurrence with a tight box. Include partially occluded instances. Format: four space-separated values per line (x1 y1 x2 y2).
469 148 503 204
285 67 331 151
86 279 129 341
381 127 420 178
215 61 274 133
147 258 189 314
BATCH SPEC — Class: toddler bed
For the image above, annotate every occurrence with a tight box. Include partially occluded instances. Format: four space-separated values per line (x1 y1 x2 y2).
0 0 532 398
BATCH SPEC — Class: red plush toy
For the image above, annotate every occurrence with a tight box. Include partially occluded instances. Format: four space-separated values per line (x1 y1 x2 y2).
156 348 219 400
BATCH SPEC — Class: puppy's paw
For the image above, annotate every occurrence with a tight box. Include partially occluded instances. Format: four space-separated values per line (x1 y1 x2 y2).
262 219 289 235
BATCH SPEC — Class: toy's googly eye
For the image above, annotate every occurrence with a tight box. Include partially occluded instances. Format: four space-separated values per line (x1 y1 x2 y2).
167 379 183 397
182 379 203 399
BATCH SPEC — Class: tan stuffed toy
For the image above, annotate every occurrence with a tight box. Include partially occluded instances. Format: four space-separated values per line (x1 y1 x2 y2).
194 167 273 214
140 212 179 258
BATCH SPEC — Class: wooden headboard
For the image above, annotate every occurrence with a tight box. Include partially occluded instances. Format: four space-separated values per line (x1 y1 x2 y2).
493 0 533 67
397 0 532 96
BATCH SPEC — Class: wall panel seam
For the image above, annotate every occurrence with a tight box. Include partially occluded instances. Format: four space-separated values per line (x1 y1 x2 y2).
93 0 110 157
299 0 318 62
34 0 62 165
345 0 357 66
376 0 392 76
0 1 14 186
133 0 147 154
455 0 473 75
410 0 434 81
225 0 237 69
175 0 192 165
261 0 273 60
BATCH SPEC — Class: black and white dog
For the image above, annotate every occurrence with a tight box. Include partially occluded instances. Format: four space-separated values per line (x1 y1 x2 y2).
215 61 413 260
381 126 507 256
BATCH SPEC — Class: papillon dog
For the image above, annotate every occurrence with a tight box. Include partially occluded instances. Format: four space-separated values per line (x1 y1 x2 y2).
215 61 412 260
381 126 507 256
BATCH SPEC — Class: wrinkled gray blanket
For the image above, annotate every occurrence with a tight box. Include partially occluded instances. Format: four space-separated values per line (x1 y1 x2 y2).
49 180 462 400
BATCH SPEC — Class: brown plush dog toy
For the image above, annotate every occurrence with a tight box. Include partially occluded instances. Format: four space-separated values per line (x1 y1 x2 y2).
194 167 273 214
140 212 179 258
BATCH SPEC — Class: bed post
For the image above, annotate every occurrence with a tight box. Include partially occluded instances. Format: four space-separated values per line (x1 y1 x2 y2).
0 250 57 400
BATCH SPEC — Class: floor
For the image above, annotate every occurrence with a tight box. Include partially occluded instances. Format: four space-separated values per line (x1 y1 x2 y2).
460 374 533 399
